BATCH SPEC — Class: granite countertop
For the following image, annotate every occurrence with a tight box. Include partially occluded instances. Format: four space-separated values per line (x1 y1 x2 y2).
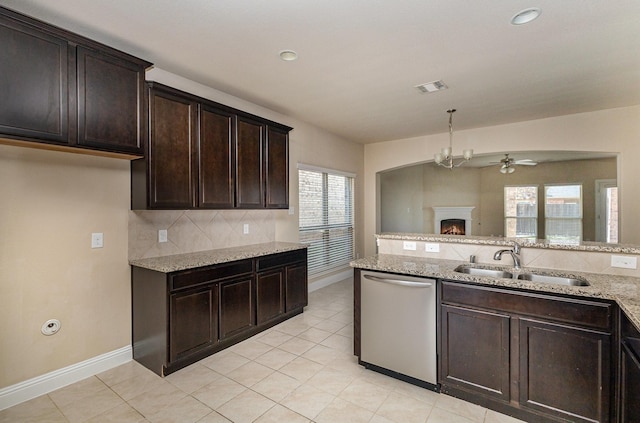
378 232 640 254
351 254 640 331
129 242 307 273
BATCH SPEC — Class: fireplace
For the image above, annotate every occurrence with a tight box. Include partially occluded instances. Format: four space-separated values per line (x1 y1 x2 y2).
441 219 466 235
433 206 475 235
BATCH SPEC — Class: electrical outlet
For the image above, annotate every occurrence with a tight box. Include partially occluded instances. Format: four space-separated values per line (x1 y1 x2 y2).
91 233 103 249
425 243 440 253
403 241 417 251
158 229 168 243
243 223 249 234
611 255 637 269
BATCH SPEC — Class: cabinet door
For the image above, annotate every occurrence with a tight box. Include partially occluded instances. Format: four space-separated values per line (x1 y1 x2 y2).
169 285 217 363
76 47 146 155
285 263 308 312
199 105 234 208
219 277 255 339
620 341 640 422
265 126 289 208
148 86 197 208
235 116 264 208
440 304 511 402
0 16 68 143
256 269 284 325
519 318 611 423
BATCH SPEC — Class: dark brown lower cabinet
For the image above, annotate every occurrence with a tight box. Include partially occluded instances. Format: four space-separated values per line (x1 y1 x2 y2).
170 285 217 363
219 277 255 339
286 262 308 312
619 310 640 422
440 280 614 423
519 318 611 422
132 248 307 376
440 304 510 402
256 269 285 325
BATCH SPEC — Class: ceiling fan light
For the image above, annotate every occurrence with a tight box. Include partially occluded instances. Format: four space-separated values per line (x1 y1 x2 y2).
500 165 515 174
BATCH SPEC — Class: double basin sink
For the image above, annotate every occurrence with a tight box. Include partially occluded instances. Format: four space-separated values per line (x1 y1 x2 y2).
454 265 590 287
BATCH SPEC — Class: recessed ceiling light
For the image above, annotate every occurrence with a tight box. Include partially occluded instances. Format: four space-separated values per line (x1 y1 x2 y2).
511 8 542 25
415 80 448 93
279 50 298 61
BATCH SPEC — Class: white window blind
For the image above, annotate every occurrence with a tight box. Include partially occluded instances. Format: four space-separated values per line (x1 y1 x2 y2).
504 185 538 240
545 184 582 244
298 165 354 276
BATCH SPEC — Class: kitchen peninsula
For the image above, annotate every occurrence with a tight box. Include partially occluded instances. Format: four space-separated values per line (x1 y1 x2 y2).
352 233 640 423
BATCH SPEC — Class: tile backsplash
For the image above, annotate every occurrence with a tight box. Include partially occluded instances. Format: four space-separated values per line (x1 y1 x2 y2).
129 210 276 260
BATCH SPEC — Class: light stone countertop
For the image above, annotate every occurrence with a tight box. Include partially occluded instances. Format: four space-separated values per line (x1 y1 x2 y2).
351 254 640 332
129 242 307 273
377 232 640 254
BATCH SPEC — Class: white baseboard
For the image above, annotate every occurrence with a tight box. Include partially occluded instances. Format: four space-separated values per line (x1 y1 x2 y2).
309 268 353 292
0 345 132 411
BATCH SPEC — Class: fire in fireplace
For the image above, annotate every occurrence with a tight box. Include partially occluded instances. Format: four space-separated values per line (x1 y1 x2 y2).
441 219 466 235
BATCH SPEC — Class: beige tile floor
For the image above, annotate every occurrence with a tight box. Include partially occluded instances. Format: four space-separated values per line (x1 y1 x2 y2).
0 278 526 423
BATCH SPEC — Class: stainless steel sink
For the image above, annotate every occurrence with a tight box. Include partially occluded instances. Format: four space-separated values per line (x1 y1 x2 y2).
517 273 590 286
454 265 513 279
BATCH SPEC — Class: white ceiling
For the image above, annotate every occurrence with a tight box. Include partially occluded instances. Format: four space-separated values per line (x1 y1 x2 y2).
3 0 639 144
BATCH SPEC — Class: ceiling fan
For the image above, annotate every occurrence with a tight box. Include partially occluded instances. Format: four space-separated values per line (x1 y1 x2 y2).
492 154 538 174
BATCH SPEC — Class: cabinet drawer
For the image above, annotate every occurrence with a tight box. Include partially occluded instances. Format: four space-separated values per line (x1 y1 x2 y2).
441 281 612 331
170 260 253 292
256 249 306 271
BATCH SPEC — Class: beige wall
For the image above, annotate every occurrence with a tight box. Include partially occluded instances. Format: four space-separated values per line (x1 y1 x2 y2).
364 106 640 257
0 68 363 390
0 145 131 388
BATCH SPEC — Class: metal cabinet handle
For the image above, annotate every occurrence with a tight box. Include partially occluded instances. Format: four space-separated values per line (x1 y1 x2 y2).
363 274 433 288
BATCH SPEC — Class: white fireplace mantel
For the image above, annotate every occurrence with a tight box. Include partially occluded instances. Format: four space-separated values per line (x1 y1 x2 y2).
433 206 475 235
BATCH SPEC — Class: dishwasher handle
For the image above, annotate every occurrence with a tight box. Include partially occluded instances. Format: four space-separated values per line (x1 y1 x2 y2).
363 274 434 288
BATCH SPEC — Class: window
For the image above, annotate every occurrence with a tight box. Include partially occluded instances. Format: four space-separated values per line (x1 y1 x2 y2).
545 184 582 244
504 186 538 240
298 165 355 276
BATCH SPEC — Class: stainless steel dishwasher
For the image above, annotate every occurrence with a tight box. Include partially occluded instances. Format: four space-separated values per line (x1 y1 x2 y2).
360 270 438 390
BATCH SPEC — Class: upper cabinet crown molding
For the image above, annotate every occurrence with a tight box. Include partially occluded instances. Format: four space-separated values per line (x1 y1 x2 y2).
0 6 151 158
132 82 292 210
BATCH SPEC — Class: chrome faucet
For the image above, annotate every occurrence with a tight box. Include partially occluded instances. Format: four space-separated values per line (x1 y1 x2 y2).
493 241 522 269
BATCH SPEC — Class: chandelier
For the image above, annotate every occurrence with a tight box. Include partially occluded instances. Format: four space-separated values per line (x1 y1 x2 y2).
434 109 473 169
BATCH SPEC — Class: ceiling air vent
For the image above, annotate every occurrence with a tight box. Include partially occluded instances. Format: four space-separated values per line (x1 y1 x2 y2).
415 80 448 93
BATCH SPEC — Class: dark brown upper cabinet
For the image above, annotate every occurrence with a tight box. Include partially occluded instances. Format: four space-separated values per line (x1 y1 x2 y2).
145 85 198 209
0 6 150 157
132 82 291 210
265 126 290 208
0 14 68 143
236 116 265 208
199 104 235 208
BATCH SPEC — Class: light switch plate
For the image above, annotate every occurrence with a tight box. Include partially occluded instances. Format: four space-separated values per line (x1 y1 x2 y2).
158 229 168 243
611 255 637 269
91 233 103 249
403 241 417 251
288 206 295 215
243 223 249 234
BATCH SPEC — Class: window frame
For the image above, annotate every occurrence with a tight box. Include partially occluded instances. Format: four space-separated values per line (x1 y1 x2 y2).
544 183 583 244
504 185 539 240
298 164 355 277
